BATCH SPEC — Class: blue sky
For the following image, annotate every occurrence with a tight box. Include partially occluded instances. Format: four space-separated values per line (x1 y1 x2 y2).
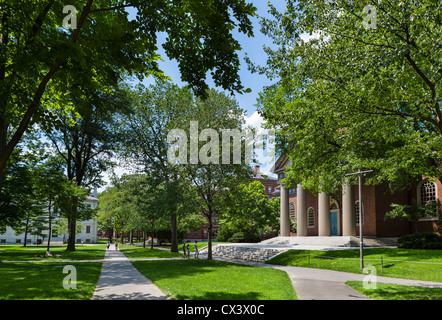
103 1 286 189
134 1 286 117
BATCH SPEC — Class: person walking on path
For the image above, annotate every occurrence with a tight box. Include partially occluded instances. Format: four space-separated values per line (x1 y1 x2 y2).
115 241 119 250
186 243 190 258
182 243 186 258
194 241 199 259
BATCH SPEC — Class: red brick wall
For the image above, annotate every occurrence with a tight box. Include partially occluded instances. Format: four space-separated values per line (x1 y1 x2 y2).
374 183 411 237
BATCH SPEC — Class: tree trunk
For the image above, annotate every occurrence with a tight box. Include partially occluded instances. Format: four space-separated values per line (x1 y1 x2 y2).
66 200 78 252
207 213 213 260
46 197 52 252
143 230 146 248
170 212 178 252
23 213 30 247
150 221 155 250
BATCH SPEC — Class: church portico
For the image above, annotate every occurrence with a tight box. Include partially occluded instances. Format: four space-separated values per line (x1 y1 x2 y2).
270 154 442 240
272 155 359 238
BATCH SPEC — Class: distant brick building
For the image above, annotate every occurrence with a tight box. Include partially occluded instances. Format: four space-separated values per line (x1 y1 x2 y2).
272 155 442 238
185 165 279 241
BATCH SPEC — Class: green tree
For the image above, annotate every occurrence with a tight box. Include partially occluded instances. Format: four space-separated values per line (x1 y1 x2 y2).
385 199 441 233
44 86 129 251
252 1 442 194
121 81 196 252
121 82 253 257
0 0 256 191
220 181 279 242
0 147 39 234
33 155 76 252
186 89 253 259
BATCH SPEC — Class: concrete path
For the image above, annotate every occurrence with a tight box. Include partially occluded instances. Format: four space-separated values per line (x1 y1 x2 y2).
91 244 169 300
90 244 442 300
276 266 442 300
205 254 442 300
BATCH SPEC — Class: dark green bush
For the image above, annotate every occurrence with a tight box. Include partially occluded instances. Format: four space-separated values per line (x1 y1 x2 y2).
228 231 260 243
397 232 442 249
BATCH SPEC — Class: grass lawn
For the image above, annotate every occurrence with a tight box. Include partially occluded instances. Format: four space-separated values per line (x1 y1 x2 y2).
0 245 106 300
131 259 297 300
0 244 107 261
0 262 102 300
346 281 442 300
267 248 442 282
119 244 183 259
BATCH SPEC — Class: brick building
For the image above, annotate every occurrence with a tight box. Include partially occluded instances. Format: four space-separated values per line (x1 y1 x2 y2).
271 155 442 238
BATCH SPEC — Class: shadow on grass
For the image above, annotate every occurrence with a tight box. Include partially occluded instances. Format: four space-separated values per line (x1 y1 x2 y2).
0 245 106 261
131 259 297 300
174 291 263 300
0 262 102 300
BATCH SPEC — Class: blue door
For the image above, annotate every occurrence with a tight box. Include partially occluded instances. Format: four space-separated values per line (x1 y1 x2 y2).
330 211 338 236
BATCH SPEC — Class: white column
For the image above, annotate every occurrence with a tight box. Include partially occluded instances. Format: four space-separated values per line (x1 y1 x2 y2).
318 192 330 236
296 183 307 236
280 186 290 237
342 181 356 236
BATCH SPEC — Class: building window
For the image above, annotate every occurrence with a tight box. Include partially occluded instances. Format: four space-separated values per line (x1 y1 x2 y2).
289 202 296 221
278 173 286 180
308 208 315 228
418 180 438 219
86 225 91 234
268 186 272 193
288 188 297 195
16 239 21 244
355 201 364 225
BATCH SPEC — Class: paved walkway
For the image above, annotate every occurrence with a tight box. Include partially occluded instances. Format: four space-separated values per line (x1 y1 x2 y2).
89 245 442 300
204 254 442 300
91 244 169 300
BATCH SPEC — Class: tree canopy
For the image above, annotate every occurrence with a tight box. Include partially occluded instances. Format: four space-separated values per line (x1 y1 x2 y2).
253 0 442 194
0 0 256 190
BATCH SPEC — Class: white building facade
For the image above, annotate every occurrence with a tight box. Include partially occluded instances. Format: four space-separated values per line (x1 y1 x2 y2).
0 195 99 245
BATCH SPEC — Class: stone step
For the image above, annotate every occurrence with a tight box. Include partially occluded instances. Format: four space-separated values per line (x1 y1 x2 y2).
260 236 398 247
210 244 288 262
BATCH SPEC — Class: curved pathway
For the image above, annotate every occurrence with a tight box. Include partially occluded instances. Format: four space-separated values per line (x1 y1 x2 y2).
85 245 442 300
205 254 442 300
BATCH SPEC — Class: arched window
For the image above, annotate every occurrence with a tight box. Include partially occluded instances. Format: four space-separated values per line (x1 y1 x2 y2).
289 202 296 221
308 207 315 228
355 201 363 225
418 180 438 218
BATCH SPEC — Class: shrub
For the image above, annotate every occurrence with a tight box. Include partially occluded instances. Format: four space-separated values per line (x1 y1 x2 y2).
228 231 260 243
216 225 233 242
397 232 442 249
